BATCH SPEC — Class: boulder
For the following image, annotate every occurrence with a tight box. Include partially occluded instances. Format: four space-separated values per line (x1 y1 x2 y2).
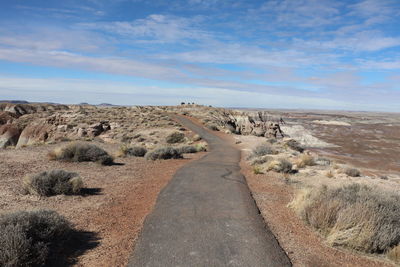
87 121 111 137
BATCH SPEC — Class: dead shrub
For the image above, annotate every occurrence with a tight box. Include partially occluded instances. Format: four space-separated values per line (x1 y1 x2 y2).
166 132 185 144
23 170 83 196
49 142 113 165
0 210 72 267
345 168 361 177
145 147 183 160
290 184 400 256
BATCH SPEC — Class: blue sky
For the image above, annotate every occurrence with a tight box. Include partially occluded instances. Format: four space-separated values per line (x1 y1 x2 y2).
0 0 399 111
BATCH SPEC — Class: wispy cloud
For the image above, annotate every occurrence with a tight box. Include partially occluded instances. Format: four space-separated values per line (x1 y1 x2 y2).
0 0 399 110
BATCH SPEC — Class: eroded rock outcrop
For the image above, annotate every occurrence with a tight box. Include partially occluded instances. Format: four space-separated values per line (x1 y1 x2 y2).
16 122 53 148
0 124 21 148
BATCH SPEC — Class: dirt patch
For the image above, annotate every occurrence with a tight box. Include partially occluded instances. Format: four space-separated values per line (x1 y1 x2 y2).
0 141 204 266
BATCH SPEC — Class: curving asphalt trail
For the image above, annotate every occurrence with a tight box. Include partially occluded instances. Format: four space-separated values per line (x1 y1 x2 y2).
128 115 291 267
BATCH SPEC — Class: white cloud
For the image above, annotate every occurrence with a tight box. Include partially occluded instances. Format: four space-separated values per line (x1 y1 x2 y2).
2 75 392 111
80 14 211 43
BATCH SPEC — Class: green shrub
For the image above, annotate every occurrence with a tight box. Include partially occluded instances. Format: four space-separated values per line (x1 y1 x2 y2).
166 132 185 144
23 170 83 197
0 210 72 267
49 142 113 165
145 147 183 160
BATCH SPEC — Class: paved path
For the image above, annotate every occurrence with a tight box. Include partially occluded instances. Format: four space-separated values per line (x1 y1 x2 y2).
128 115 291 267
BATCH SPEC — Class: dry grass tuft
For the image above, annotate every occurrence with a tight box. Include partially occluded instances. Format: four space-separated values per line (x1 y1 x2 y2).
253 165 263 174
325 170 334 178
192 134 201 141
48 142 113 165
388 245 400 263
0 210 72 267
296 154 315 168
290 183 400 257
145 147 183 160
194 143 207 152
23 170 83 196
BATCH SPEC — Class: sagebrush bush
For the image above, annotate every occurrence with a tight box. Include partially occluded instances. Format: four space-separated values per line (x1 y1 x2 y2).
166 132 185 144
285 139 304 153
0 210 72 267
176 145 198 154
117 145 147 157
251 144 274 157
145 147 183 160
49 142 113 165
344 168 361 177
267 159 293 173
290 184 400 256
23 169 83 196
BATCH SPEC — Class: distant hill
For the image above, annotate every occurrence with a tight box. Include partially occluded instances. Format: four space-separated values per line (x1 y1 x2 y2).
98 103 117 106
0 100 30 104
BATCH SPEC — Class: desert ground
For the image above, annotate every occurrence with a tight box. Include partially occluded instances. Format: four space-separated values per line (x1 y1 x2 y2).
1 102 399 266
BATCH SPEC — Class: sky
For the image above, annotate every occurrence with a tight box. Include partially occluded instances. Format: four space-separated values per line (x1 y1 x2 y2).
0 0 399 111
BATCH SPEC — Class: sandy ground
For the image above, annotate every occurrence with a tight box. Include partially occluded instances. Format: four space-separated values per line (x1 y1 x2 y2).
0 141 204 266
